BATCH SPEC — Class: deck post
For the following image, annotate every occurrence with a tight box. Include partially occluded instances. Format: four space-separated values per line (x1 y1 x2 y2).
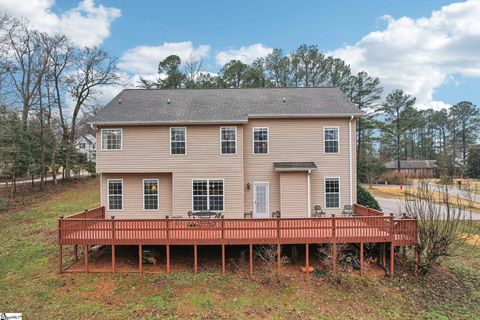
305 242 310 276
58 244 62 274
111 216 116 273
139 244 143 274
332 243 337 276
277 243 281 275
194 243 198 274
360 242 364 276
390 242 394 276
166 244 170 274
84 244 89 273
382 243 387 268
74 245 78 261
221 244 225 274
249 243 253 278
166 216 170 274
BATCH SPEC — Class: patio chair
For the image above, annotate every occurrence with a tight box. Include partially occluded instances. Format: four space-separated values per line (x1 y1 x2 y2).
244 211 253 219
187 210 193 218
313 205 326 217
271 211 281 218
214 212 223 218
342 205 353 216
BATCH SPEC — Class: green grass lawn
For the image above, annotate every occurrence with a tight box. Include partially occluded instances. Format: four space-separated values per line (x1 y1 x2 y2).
1 178 479 319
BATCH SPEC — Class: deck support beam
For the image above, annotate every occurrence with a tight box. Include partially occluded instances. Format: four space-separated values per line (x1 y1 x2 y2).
332 243 337 276
305 242 309 276
221 244 225 274
277 243 281 275
249 243 253 278
111 245 115 273
139 244 143 274
84 245 89 273
166 245 170 274
390 242 394 277
382 243 387 268
58 244 62 274
414 246 419 278
360 242 364 276
194 244 198 274
74 245 78 262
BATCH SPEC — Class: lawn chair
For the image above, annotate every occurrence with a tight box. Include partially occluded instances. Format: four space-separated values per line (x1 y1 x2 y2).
313 205 326 217
342 205 353 216
271 211 281 218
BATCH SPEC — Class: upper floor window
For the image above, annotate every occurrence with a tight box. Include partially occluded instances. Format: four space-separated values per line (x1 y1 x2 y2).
253 128 269 154
101 129 122 150
192 179 224 211
220 127 236 154
324 127 339 153
79 143 86 149
325 177 340 208
108 179 123 210
170 127 186 155
143 179 159 210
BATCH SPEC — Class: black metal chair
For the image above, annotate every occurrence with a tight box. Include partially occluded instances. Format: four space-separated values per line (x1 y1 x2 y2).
271 211 281 218
244 211 253 219
313 205 326 217
342 205 353 216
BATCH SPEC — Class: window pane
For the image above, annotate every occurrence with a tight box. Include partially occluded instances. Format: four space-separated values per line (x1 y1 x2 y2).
144 180 158 210
325 178 339 208
222 141 236 154
102 129 122 150
254 128 268 154
221 128 236 154
171 128 186 154
209 196 224 211
171 141 185 154
192 179 224 211
324 128 338 153
108 180 122 210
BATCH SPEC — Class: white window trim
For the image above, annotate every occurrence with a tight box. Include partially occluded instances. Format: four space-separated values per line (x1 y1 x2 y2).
323 126 340 154
170 127 187 155
107 179 124 211
252 127 269 155
324 177 341 209
253 181 269 218
143 178 160 211
191 178 225 212
220 126 237 155
101 128 123 151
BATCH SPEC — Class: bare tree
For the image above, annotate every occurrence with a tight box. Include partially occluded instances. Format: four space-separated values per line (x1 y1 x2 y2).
403 182 475 275
182 56 203 88
63 47 119 179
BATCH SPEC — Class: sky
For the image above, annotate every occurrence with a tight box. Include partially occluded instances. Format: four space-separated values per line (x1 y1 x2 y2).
1 0 479 110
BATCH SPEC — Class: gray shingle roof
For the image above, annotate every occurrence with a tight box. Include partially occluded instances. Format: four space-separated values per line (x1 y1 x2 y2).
91 88 361 125
385 160 437 169
273 162 318 171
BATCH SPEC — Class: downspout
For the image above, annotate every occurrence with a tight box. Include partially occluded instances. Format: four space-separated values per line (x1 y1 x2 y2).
307 170 311 217
349 115 354 206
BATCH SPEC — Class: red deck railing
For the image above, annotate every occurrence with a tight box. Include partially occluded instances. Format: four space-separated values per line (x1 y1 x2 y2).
58 205 417 247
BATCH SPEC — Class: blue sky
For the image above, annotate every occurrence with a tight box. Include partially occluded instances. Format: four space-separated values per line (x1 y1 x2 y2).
2 0 480 108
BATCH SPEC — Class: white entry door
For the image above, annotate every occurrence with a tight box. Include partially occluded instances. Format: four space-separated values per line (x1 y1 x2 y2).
253 182 269 218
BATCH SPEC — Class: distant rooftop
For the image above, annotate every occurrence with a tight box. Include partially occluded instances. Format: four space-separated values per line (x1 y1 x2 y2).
385 160 437 169
91 87 362 125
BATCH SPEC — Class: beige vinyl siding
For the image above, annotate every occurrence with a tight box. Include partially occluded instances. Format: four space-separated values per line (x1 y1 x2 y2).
102 173 172 219
244 118 356 215
280 172 308 218
97 125 245 218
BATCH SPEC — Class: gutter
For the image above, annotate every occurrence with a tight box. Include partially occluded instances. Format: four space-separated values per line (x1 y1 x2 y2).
349 115 354 206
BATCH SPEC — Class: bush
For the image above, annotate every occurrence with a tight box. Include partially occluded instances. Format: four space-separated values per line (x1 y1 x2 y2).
439 175 453 185
357 185 381 210
381 171 409 185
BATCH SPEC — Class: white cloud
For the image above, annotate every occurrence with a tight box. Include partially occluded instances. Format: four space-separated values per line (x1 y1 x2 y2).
118 41 211 74
0 0 121 47
215 43 273 65
331 0 480 109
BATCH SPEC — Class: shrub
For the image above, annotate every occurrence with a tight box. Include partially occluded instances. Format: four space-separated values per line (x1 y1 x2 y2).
357 185 381 210
439 175 453 185
381 171 409 185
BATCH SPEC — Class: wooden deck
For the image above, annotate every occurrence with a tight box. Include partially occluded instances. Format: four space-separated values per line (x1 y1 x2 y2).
57 204 418 275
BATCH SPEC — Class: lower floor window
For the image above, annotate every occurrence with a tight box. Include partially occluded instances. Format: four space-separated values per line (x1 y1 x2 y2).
108 179 123 210
193 179 224 211
144 179 159 210
325 177 340 208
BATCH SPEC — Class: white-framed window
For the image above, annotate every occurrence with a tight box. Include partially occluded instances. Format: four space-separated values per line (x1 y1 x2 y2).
170 127 186 155
324 127 339 153
325 177 340 208
79 143 86 149
220 127 236 154
101 129 122 150
108 179 123 210
253 127 268 154
143 179 159 210
192 179 224 211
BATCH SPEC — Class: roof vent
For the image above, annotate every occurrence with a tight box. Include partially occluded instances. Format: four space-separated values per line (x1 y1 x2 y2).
167 98 171 104
118 98 122 104
283 97 286 103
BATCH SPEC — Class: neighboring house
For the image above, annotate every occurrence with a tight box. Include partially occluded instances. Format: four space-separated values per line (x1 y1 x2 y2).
384 160 437 178
91 88 362 219
75 134 96 162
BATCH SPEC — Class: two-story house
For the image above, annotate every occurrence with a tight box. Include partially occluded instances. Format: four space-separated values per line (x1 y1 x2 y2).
92 88 362 219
